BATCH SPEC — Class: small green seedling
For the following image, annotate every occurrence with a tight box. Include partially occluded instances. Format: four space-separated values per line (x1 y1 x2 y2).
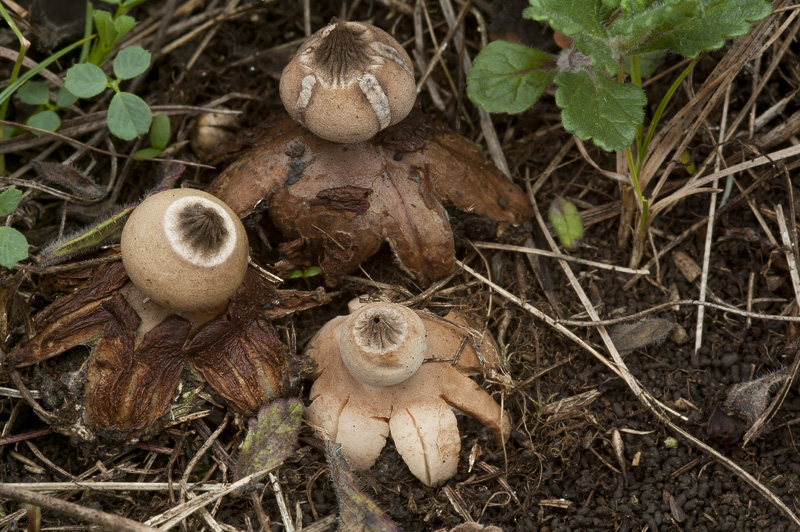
85 3 138 66
3 0 155 142
65 45 153 140
0 187 29 269
548 197 583 251
287 266 322 289
468 0 772 265
287 266 322 280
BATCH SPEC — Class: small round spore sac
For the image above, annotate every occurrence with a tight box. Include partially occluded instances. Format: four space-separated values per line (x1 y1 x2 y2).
280 18 416 143
121 188 249 313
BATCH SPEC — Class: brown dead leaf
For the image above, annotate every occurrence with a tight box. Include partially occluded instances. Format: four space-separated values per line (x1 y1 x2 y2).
672 250 701 283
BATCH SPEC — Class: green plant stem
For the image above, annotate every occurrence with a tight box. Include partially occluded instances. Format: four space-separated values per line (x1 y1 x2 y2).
79 2 94 64
624 56 699 236
0 3 30 175
618 56 648 235
624 147 649 234
629 55 643 155
638 56 700 173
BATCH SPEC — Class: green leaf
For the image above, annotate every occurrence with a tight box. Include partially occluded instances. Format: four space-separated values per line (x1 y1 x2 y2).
100 0 121 4
235 399 303 480
93 10 116 46
107 92 152 140
133 147 162 158
56 87 79 108
636 0 772 57
554 70 646 152
0 226 28 269
18 82 49 105
114 46 151 80
466 41 555 114
326 441 402 532
611 0 699 54
26 110 61 134
149 114 170 149
619 0 653 11
0 187 22 217
0 36 92 108
548 197 583 250
114 15 136 41
525 0 618 73
64 63 108 98
121 0 151 9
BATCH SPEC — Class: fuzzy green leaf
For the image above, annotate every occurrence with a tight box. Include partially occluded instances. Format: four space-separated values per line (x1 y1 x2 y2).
65 63 108 98
525 0 618 73
619 0 654 11
0 226 28 269
235 399 302 480
635 0 773 57
149 114 170 150
108 92 152 140
18 82 49 105
611 0 699 54
467 41 555 114
113 46 151 80
0 187 22 217
554 70 645 152
26 110 61 134
548 197 583 250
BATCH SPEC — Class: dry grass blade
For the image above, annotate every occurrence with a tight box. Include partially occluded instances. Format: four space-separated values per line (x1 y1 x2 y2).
0 482 248 492
144 466 278 529
504 179 800 525
471 241 649 275
640 0 792 199
456 259 686 421
742 202 800 444
693 84 732 357
0 483 160 532
459 249 800 527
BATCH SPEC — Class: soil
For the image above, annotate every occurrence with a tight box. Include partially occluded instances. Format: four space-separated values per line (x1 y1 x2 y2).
1 1 800 532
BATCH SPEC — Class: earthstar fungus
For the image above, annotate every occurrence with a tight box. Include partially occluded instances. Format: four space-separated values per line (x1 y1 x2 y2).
208 113 533 287
7 189 327 445
280 19 416 143
304 300 511 487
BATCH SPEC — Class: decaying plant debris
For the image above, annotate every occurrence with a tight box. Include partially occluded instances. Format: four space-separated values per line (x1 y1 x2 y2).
7 259 326 447
1 0 800 531
209 111 533 287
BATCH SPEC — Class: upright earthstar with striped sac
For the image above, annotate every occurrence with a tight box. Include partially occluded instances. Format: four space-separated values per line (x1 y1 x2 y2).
279 18 416 143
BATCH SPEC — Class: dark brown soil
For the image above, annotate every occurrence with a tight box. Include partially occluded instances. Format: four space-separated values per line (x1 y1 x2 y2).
1 1 800 531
